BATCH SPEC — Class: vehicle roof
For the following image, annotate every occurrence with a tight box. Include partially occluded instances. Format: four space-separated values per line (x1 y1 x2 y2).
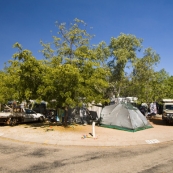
162 99 173 103
164 103 173 105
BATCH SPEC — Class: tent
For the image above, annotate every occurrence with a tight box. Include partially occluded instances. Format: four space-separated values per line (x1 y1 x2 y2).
100 102 152 132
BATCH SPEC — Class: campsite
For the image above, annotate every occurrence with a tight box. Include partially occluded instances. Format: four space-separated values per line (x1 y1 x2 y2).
0 98 162 132
0 110 168 147
1 1 173 172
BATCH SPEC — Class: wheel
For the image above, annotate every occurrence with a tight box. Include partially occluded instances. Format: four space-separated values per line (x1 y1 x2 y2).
165 119 170 125
9 118 17 126
39 116 45 123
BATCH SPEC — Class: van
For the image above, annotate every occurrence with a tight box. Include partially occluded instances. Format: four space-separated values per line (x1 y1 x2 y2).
162 99 173 124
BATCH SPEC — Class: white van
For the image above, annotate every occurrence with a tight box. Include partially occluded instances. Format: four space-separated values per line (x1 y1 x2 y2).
162 99 173 124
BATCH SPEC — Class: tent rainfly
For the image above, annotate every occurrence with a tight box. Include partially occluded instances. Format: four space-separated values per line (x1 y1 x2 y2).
100 102 152 132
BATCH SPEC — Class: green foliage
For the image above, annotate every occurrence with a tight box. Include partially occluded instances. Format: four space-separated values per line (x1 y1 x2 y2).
130 48 161 103
5 43 46 102
1 19 173 108
0 67 21 103
108 33 142 97
163 76 173 99
109 33 142 63
40 18 110 107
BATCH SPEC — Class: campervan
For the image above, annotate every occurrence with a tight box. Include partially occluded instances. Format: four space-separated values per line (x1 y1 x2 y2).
162 99 173 124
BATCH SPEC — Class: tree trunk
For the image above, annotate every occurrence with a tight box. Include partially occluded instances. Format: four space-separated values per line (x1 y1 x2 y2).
64 106 68 127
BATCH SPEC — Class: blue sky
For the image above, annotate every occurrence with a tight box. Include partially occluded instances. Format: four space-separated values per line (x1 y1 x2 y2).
1 0 173 75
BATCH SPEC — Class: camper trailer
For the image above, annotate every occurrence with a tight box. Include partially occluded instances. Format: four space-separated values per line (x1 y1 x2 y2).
162 99 173 124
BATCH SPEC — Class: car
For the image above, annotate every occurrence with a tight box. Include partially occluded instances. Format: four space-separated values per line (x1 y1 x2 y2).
0 106 45 126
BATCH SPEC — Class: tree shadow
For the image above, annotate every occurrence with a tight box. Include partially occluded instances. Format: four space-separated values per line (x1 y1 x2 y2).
20 121 62 129
148 117 173 126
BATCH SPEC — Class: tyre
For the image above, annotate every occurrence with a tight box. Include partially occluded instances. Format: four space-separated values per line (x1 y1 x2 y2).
9 118 17 126
165 119 170 125
39 116 44 123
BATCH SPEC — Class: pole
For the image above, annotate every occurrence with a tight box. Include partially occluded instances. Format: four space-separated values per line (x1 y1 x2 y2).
92 121 96 138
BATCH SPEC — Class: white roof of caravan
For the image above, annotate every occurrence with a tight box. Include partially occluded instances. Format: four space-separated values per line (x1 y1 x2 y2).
162 99 173 103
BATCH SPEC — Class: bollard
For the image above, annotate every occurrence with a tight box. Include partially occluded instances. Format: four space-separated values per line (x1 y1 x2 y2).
92 121 96 138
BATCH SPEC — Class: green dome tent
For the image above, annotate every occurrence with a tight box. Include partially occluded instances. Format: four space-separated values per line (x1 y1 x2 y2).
100 102 152 132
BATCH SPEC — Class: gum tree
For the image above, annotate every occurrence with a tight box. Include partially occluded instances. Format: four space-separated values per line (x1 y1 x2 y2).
131 48 161 103
108 33 142 97
40 19 110 125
